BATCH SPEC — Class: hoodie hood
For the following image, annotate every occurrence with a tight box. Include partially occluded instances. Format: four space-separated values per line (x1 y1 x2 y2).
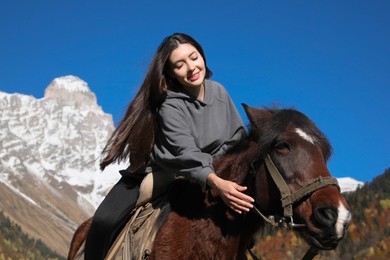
165 79 213 108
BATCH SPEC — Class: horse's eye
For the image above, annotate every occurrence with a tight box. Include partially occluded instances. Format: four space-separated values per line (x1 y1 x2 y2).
274 142 290 153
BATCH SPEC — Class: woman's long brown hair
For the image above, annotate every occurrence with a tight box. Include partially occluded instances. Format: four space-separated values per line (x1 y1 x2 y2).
100 33 212 171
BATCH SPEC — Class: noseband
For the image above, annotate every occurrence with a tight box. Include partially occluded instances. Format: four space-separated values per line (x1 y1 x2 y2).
251 154 339 228
249 154 340 260
252 154 340 229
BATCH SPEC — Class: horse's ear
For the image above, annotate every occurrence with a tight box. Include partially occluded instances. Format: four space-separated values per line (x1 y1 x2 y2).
242 103 272 136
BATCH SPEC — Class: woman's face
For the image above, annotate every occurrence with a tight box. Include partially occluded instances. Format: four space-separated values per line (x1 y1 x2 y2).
168 43 206 89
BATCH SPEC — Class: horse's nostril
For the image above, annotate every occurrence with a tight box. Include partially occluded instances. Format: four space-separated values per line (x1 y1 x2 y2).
313 207 338 227
344 221 350 231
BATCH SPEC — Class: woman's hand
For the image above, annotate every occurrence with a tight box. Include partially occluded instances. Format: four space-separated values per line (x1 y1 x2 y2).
207 173 254 214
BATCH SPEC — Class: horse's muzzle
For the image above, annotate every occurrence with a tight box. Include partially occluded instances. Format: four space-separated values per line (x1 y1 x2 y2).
302 204 351 250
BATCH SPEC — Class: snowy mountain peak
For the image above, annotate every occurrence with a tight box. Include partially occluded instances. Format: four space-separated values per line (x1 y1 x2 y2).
0 77 119 255
50 75 90 93
44 75 98 109
1 76 118 213
337 177 364 193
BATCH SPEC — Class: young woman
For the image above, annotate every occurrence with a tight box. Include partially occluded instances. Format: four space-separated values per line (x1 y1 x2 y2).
84 33 254 259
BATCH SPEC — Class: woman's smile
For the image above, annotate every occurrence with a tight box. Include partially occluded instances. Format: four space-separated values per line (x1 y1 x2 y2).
188 72 200 82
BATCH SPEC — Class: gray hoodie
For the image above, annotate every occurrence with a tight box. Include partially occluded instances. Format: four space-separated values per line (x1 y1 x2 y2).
150 79 246 188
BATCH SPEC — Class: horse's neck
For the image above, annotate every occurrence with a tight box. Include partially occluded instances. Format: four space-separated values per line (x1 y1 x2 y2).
216 141 259 183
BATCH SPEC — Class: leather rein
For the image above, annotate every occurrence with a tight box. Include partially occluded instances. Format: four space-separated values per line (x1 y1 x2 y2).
248 154 340 260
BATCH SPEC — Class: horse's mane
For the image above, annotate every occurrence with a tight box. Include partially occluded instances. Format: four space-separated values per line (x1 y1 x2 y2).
215 108 332 184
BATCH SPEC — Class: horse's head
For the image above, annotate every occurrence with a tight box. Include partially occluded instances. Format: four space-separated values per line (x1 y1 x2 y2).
243 104 351 250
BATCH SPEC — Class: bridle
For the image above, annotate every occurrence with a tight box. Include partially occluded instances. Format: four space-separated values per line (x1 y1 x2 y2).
248 154 340 260
251 154 340 229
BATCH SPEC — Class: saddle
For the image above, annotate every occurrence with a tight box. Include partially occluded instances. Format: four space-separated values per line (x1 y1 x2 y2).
105 171 175 260
74 171 175 260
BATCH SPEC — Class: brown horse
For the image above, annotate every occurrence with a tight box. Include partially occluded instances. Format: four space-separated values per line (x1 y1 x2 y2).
68 104 351 259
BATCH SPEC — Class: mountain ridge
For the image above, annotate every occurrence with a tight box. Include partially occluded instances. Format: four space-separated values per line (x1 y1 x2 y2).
0 76 121 255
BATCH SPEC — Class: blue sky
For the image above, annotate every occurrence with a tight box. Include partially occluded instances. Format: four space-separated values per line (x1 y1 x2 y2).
1 0 389 182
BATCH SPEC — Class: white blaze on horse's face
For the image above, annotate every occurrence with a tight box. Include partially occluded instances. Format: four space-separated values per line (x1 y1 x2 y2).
295 128 315 144
336 203 351 239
